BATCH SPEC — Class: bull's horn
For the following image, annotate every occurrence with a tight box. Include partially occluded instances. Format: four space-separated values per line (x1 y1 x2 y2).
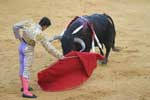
74 37 86 52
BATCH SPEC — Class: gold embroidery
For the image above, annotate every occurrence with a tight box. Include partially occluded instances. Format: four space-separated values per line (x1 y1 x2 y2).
35 34 45 41
23 34 35 46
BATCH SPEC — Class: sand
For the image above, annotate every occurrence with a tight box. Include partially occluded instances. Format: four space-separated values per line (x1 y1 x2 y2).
0 0 150 100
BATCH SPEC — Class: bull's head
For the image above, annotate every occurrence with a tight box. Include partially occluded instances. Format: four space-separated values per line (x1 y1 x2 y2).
61 36 86 55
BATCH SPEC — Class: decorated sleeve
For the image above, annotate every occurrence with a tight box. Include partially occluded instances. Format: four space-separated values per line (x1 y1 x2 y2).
38 34 63 59
48 35 62 42
13 21 25 39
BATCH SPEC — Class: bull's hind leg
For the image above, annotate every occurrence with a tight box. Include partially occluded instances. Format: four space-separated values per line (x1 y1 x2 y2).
112 46 120 52
112 44 120 52
102 43 111 64
112 37 120 52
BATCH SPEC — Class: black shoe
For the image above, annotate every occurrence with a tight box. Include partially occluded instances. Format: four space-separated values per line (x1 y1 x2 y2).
22 93 37 98
20 87 33 92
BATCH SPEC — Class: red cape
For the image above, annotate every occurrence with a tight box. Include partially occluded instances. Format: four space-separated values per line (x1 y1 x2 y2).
37 51 104 91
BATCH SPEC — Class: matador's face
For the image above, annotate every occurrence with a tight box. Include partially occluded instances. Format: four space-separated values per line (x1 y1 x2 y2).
42 26 48 31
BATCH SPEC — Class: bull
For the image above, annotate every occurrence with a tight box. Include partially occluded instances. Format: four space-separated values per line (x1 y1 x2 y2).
53 13 119 64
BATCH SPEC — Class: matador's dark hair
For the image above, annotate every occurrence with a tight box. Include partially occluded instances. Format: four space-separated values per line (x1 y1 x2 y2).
39 17 51 27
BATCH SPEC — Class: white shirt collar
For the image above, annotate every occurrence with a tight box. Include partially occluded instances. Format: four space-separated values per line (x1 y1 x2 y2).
37 24 42 30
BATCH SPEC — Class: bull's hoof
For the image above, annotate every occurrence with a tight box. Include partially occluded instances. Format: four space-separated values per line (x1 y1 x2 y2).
112 47 121 52
101 59 108 64
102 61 107 64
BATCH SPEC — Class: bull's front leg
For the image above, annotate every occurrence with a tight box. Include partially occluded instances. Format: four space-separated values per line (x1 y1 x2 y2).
99 47 104 55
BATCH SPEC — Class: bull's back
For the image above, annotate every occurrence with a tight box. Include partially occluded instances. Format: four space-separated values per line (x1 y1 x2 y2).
85 14 115 44
85 14 109 32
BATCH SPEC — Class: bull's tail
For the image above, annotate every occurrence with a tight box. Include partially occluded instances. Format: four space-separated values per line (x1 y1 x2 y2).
103 13 116 49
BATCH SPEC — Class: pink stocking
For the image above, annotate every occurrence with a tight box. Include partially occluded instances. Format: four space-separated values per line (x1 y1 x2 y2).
22 77 33 96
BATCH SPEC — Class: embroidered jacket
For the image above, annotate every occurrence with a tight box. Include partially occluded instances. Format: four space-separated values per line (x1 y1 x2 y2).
13 20 63 58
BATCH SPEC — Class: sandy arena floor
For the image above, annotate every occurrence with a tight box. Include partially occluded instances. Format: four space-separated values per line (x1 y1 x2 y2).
0 0 150 100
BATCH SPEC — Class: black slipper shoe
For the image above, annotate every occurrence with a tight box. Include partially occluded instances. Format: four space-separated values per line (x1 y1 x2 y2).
20 87 33 92
22 93 37 98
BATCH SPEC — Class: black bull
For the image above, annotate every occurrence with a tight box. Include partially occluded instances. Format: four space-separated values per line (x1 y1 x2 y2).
60 13 119 64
